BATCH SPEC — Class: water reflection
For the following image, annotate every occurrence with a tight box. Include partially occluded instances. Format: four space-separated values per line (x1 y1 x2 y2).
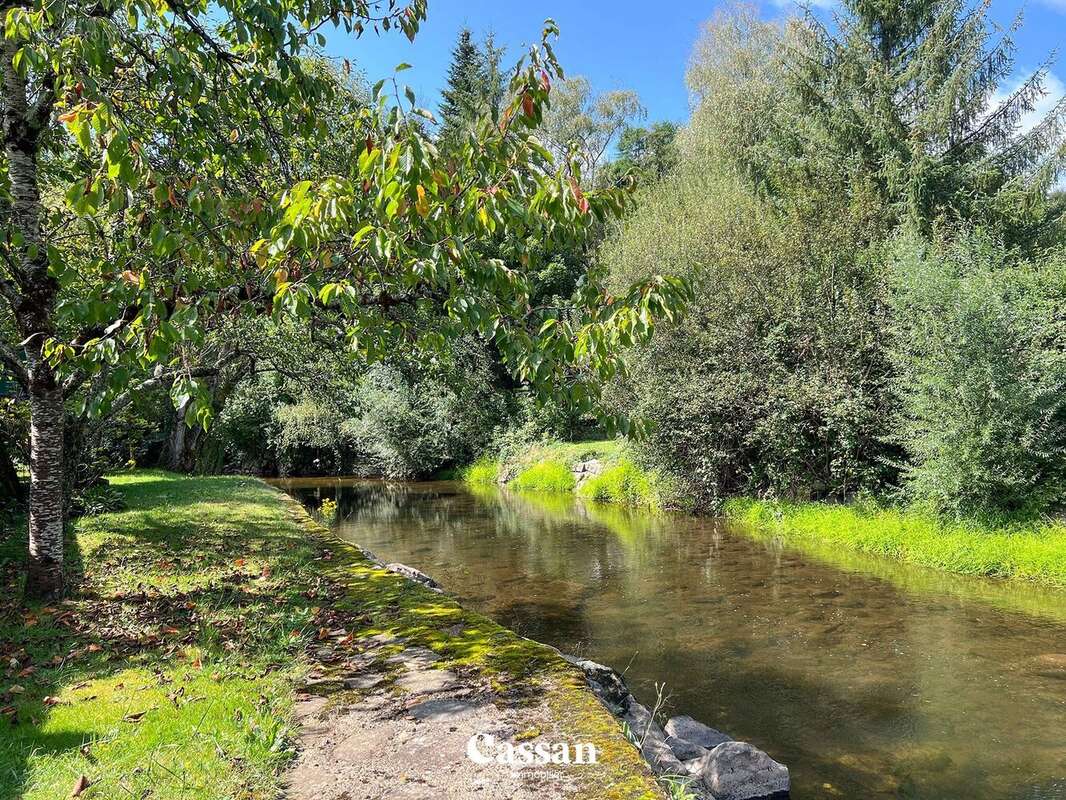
269 478 1066 800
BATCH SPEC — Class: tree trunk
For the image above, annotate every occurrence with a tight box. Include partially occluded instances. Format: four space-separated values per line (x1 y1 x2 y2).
25 374 64 598
164 398 195 472
4 39 62 597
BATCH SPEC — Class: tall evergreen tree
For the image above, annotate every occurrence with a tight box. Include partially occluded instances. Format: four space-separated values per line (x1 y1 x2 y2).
438 29 503 151
790 0 1066 242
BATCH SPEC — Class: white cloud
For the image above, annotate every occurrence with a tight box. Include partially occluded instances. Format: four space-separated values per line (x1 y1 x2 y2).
989 71 1066 190
988 71 1065 136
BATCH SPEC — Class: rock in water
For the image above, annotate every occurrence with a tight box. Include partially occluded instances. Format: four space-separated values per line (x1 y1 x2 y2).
561 656 631 710
665 734 708 762
384 563 443 592
684 741 790 800
621 701 684 775
665 715 733 749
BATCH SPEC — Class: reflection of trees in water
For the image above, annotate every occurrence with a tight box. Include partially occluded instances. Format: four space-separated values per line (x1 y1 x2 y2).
279 478 1066 800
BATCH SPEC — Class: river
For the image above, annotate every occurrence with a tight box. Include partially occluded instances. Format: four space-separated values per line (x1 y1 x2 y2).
270 477 1066 800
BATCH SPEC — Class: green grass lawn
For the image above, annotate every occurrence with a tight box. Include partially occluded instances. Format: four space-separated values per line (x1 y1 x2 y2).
0 471 663 800
726 498 1066 588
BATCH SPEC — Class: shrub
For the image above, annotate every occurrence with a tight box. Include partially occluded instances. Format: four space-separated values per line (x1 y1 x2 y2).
511 460 575 493
579 459 664 509
316 497 338 525
889 231 1066 519
603 167 898 510
71 482 126 517
462 456 500 486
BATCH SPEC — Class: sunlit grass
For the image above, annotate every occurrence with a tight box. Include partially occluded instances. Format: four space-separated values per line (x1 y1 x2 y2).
0 470 663 800
464 439 673 510
511 460 576 493
461 455 500 486
579 458 670 510
726 498 1066 587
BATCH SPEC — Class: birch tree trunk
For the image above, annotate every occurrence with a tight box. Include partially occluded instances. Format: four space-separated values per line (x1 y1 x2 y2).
26 369 64 597
3 39 64 597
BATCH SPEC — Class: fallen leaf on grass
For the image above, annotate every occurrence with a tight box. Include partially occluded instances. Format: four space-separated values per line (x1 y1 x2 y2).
70 774 92 797
122 710 148 723
6 685 24 694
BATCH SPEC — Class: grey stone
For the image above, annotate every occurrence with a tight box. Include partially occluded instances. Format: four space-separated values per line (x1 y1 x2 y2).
665 715 733 750
405 697 481 722
620 701 683 775
395 668 459 695
385 562 443 592
358 546 384 566
386 647 441 668
571 459 604 485
343 674 384 691
666 734 708 762
562 656 631 709
684 741 790 800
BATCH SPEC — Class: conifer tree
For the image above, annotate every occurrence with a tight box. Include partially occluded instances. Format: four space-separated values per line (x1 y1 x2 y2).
790 0 1066 242
438 29 502 150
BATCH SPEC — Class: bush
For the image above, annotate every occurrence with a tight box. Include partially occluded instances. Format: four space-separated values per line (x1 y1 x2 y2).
603 167 898 510
579 459 665 509
511 460 575 493
462 456 500 486
71 481 126 517
316 497 338 525
889 231 1066 519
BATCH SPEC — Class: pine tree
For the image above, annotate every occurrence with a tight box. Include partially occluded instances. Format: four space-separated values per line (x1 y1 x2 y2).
789 0 1066 243
438 29 502 151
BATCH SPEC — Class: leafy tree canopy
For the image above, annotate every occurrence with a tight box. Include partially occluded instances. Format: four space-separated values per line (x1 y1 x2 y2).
1 2 689 596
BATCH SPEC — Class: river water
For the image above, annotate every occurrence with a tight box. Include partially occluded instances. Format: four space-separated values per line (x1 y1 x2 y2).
271 478 1066 800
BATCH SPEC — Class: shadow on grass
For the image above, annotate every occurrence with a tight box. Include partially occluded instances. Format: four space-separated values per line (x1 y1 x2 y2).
0 474 317 799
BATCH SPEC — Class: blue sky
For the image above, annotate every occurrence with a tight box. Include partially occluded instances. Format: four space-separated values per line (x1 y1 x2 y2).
327 0 1066 130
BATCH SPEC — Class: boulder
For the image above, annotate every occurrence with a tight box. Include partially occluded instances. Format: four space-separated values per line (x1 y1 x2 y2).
684 741 790 800
621 701 684 775
385 563 443 592
562 656 631 710
665 715 733 750
571 459 604 485
665 734 708 762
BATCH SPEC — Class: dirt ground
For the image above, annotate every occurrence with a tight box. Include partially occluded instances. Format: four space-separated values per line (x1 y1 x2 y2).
284 639 580 800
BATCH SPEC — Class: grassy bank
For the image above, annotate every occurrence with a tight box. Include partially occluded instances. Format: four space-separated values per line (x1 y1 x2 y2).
726 498 1066 588
464 440 675 510
0 471 663 800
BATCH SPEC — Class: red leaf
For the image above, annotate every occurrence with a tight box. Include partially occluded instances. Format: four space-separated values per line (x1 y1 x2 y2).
569 179 590 215
522 92 535 118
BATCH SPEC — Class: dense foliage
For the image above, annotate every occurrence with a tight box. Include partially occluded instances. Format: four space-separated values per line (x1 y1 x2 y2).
604 1 1066 515
1 1 688 597
889 230 1066 519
